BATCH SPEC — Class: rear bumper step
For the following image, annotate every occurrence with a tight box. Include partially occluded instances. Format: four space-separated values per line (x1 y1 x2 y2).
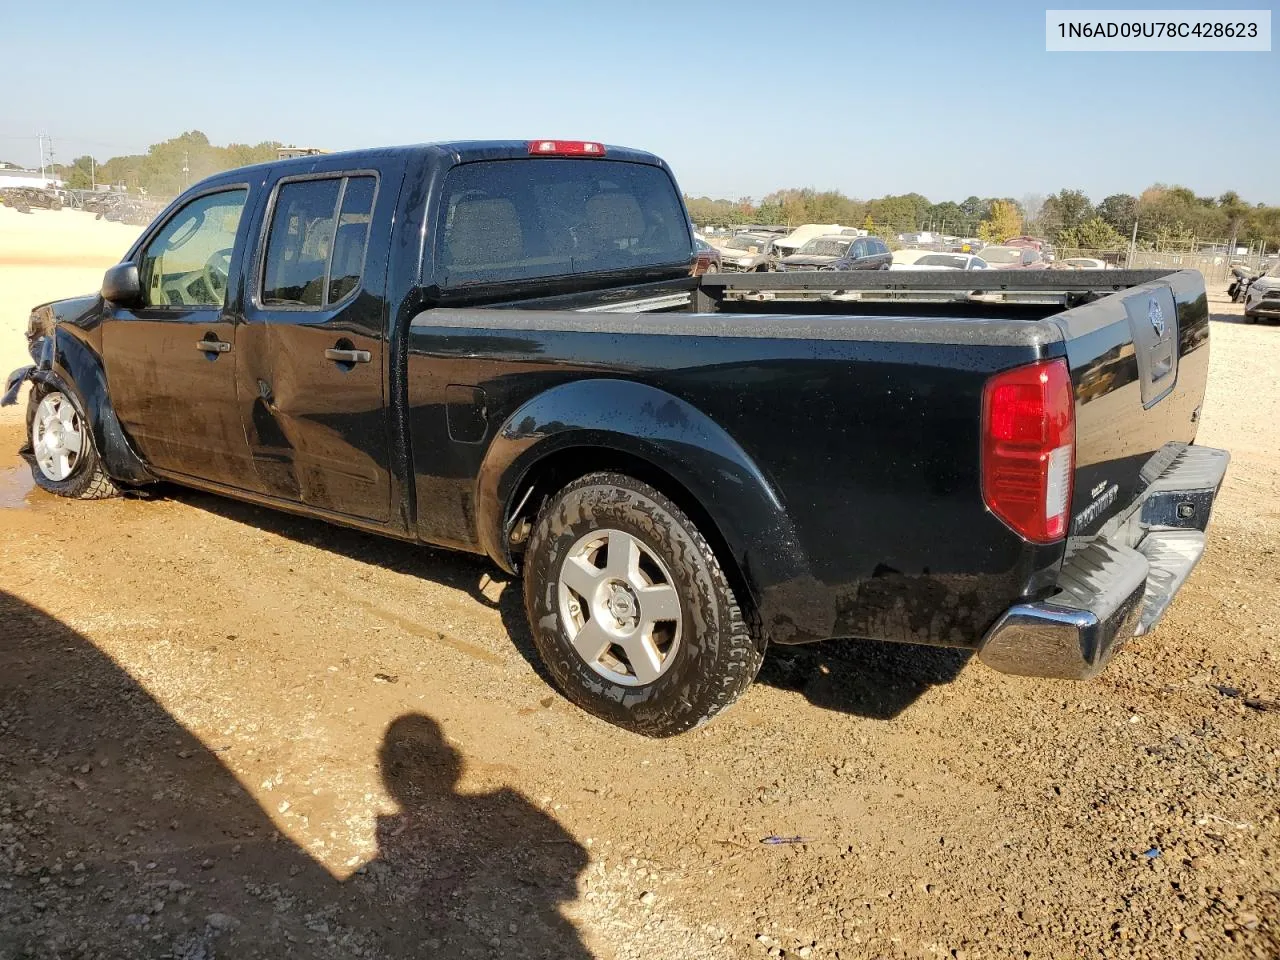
979 444 1228 680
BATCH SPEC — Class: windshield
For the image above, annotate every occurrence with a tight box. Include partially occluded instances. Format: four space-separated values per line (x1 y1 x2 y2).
981 247 1021 264
726 236 766 252
915 254 968 269
797 238 851 257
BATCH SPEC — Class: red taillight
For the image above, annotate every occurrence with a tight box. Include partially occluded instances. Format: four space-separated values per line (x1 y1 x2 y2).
981 358 1075 543
528 140 606 157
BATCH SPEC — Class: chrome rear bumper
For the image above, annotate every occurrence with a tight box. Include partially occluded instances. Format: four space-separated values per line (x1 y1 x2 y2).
979 445 1229 680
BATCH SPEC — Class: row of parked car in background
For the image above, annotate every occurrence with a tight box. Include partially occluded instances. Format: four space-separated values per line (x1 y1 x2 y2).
0 185 160 225
694 223 1117 275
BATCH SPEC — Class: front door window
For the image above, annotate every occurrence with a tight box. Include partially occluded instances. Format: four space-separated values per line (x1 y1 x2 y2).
140 190 248 308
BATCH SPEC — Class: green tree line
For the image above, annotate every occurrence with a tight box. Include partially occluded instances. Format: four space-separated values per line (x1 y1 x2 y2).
42 131 1280 252
686 190 1013 237
52 131 280 196
688 185 1280 251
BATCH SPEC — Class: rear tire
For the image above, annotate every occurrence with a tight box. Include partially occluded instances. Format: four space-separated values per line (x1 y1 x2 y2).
522 472 764 737
26 386 119 500
1241 311 1256 324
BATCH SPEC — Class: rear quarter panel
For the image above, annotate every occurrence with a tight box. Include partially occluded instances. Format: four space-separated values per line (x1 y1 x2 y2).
406 311 1066 646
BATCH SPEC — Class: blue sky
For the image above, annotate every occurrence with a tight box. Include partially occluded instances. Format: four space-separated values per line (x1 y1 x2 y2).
3 0 1276 203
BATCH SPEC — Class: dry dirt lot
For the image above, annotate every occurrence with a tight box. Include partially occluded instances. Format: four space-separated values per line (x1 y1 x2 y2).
0 207 142 384
0 212 1276 960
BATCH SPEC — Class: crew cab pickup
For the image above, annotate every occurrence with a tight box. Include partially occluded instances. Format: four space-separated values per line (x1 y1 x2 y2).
4 140 1228 737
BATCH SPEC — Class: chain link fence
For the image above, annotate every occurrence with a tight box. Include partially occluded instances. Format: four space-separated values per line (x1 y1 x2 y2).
1053 246 1271 284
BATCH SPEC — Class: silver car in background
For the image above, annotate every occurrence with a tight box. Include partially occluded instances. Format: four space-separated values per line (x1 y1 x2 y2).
718 233 777 272
1244 262 1280 323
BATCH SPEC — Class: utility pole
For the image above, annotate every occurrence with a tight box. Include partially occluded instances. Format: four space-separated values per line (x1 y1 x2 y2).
36 130 46 179
182 150 190 191
1127 218 1138 268
91 156 96 191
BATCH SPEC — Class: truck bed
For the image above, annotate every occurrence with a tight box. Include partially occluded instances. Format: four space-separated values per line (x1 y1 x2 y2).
696 267 1212 539
404 267 1211 653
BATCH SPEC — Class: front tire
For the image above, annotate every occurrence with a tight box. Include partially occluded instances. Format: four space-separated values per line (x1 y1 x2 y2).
523 472 764 737
27 386 118 500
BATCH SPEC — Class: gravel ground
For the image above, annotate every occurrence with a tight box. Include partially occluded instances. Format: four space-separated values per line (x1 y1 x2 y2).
0 235 1276 959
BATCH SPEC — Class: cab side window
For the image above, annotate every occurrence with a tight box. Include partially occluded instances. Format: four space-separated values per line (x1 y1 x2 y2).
261 175 376 308
140 189 247 308
329 177 376 303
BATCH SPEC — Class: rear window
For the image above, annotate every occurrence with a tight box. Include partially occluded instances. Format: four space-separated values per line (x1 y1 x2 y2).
262 174 376 308
916 254 968 268
982 247 1021 264
798 238 852 257
434 159 691 286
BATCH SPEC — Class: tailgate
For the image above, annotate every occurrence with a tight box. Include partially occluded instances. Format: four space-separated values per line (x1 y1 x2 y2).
1051 270 1211 538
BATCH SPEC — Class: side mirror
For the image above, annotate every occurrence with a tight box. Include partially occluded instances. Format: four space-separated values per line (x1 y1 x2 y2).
102 262 141 305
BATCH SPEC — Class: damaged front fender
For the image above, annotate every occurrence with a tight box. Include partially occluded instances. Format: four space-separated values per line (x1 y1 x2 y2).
5 327 154 486
2 331 53 407
2 364 36 406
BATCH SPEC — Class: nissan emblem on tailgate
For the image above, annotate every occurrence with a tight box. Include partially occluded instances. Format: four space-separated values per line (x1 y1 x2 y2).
1148 297 1166 337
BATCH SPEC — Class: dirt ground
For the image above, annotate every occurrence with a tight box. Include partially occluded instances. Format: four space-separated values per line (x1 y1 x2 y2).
0 212 1276 960
0 207 141 383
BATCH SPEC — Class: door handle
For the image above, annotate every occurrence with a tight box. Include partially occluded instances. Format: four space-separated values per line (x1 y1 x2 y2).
196 339 231 354
324 348 371 364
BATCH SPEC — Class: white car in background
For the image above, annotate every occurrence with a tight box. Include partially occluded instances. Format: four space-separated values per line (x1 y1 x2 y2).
774 224 849 257
1055 257 1109 270
1244 261 1280 323
890 248 932 267
890 252 989 271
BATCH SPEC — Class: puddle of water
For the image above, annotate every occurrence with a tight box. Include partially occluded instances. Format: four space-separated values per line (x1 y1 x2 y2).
0 464 36 509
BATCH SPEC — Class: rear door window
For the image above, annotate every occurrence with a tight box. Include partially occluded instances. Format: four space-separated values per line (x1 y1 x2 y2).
434 159 691 287
261 174 377 308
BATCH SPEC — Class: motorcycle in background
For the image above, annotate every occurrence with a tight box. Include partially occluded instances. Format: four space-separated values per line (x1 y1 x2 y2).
1228 265 1257 303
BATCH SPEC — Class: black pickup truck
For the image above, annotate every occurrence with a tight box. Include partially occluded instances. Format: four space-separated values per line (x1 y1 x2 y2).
4 140 1229 737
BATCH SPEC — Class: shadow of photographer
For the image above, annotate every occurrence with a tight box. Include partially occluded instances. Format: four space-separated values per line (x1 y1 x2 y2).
0 589 594 959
